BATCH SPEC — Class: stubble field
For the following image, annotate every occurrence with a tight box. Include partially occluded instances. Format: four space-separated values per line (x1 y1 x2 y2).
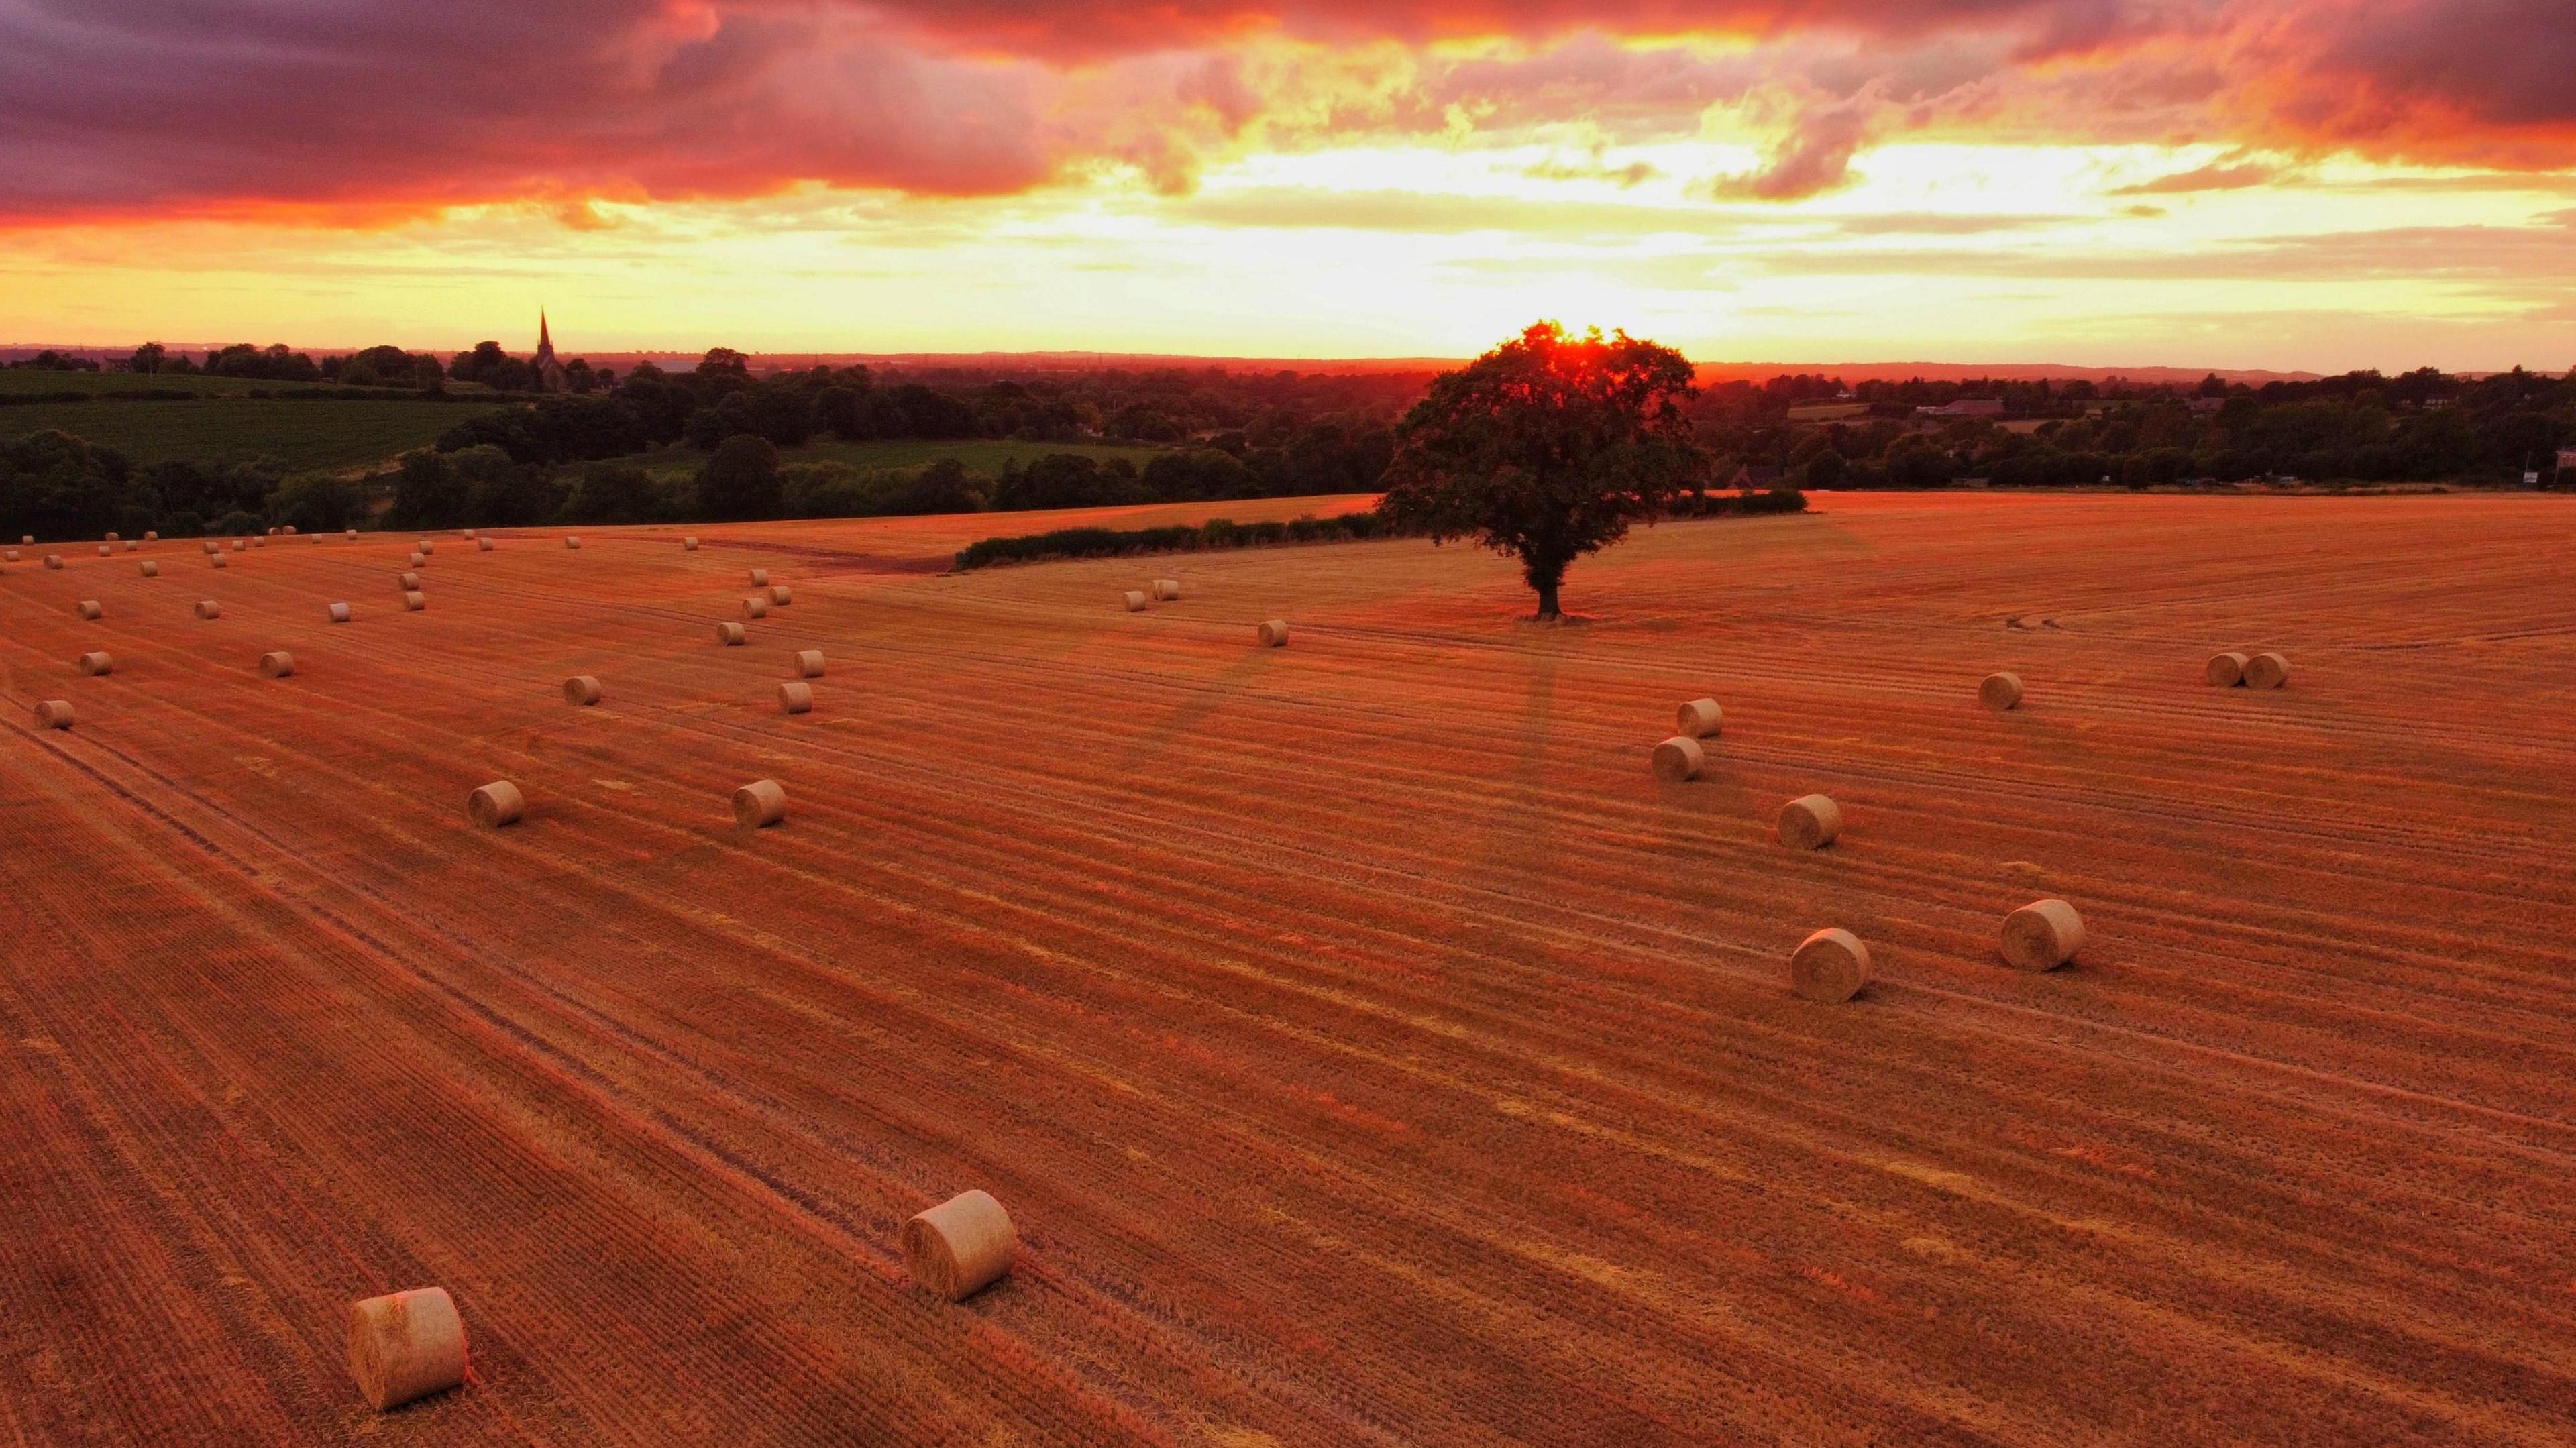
3 492 2573 1445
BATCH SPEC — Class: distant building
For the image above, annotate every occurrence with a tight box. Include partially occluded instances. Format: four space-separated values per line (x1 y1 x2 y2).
533 313 568 394
1917 398 2004 419
2558 446 2576 479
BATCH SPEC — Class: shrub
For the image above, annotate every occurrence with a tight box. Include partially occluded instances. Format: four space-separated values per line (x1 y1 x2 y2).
562 463 672 525
991 452 1148 511
388 449 468 528
872 457 984 516
954 510 1403 570
0 429 140 543
780 460 879 518
1140 448 1257 502
265 475 366 533
694 434 782 520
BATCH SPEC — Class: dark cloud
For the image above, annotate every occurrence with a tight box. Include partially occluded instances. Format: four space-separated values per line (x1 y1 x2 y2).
859 0 2070 59
2111 161 2278 194
2234 0 2576 158
1700 100 1874 201
0 0 1056 222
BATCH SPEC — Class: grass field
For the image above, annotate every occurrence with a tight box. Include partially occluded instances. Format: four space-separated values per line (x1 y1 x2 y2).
0 397 504 471
613 437 1171 482
0 369 366 398
5 493 2575 1443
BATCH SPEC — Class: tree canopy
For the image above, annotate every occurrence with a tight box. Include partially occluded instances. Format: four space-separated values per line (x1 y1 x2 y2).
1377 322 1703 618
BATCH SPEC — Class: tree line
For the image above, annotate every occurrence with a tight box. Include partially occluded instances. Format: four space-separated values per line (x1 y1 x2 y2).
379 350 1407 529
1695 366 2575 490
6 334 2570 546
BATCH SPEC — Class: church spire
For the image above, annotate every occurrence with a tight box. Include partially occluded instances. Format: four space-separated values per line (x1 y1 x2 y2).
533 311 568 392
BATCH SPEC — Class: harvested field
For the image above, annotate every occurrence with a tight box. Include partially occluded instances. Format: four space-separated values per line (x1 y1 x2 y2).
3 491 2575 1445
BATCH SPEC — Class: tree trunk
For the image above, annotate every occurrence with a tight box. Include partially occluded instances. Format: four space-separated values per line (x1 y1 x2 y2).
1526 557 1564 620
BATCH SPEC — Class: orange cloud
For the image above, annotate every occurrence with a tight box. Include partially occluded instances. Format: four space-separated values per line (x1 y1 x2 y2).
1 1 2570 230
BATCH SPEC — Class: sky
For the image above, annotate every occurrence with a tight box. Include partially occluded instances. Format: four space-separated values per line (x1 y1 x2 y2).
2 1 2572 371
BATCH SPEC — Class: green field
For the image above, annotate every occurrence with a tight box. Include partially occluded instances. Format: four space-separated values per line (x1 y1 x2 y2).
612 437 1170 481
0 369 384 398
0 397 504 471
0 378 1161 478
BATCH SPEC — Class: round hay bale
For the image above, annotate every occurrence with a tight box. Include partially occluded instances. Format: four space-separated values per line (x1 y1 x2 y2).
18 534 30 545
476 537 493 552
282 525 296 536
78 652 112 677
96 544 110 557
2204 651 2247 687
105 531 119 543
1980 672 2023 711
310 533 322 544
2 549 15 562
402 590 426 612
347 1287 466 1412
1675 698 1723 738
1257 619 1289 647
417 539 433 555
460 530 474 540
258 651 295 679
264 526 277 537
210 553 227 569
139 560 158 577
398 571 420 590
902 1189 1016 1301
743 596 769 619
683 536 699 551
35 699 74 730
203 540 219 555
733 778 786 828
1152 578 1180 601
716 622 746 646
468 781 523 829
769 585 792 606
1650 735 1705 782
44 554 62 570
76 600 101 620
748 568 769 587
328 602 351 624
564 535 580 549
123 540 138 551
407 552 425 568
195 600 221 620
231 539 246 551
345 528 358 541
1778 794 1841 850
563 675 602 706
2244 652 2290 690
777 681 813 715
793 649 825 679
1123 590 1148 612
2001 899 2085 971
144 531 158 542
1788 928 1870 1003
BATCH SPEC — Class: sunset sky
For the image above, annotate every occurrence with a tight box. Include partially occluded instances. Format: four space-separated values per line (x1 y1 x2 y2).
3 1 2572 370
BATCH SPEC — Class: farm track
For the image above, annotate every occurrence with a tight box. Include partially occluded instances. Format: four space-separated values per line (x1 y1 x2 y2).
4 491 2575 1445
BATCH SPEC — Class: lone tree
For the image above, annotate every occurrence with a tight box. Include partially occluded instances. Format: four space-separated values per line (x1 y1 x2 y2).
1378 321 1702 620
